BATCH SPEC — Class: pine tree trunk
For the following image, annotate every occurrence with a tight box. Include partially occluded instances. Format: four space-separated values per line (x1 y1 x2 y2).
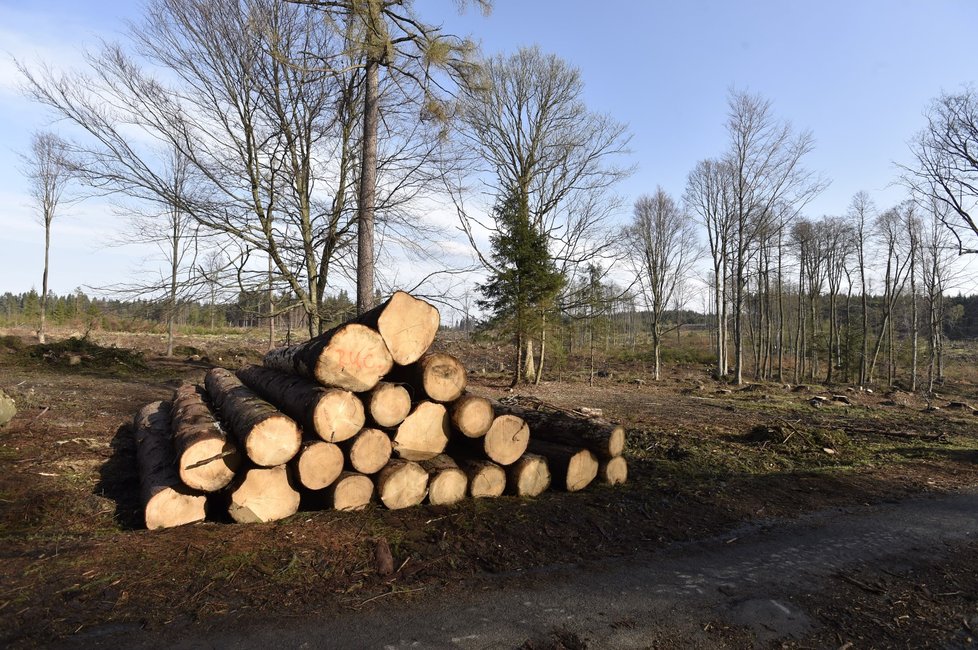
386 353 466 403
598 456 628 485
322 471 374 511
449 393 494 439
227 465 300 523
291 440 344 490
356 56 379 315
457 458 506 498
494 402 625 459
170 383 239 492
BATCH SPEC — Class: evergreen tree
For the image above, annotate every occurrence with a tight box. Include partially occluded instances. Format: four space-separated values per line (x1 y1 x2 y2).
478 190 563 386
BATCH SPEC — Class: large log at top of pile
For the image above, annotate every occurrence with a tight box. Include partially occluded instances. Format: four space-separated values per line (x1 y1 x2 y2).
353 290 440 366
527 439 598 492
263 322 393 392
495 400 625 459
388 352 467 403
390 400 450 461
169 383 240 492
228 465 300 523
205 368 301 467
361 381 411 428
133 401 206 530
237 365 364 443
376 459 429 510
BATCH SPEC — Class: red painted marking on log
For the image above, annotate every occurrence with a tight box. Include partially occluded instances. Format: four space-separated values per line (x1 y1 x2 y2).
334 348 386 372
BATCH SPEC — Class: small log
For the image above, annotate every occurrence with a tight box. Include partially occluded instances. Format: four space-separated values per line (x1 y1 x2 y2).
420 454 468 506
389 353 467 403
354 290 440 365
375 459 429 510
237 365 364 443
228 465 300 523
291 440 344 490
391 401 449 461
326 472 374 511
169 383 239 492
340 427 392 475
0 388 15 427
506 453 551 497
458 458 505 498
527 440 598 492
449 393 494 438
263 322 393 392
133 401 206 530
361 382 411 428
495 402 625 459
205 368 302 467
598 456 628 486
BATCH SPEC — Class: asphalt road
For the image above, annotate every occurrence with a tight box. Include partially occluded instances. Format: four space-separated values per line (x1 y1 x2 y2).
79 488 978 649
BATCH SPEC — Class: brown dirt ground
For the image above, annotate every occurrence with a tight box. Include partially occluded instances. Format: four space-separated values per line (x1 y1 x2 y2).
1 329 978 647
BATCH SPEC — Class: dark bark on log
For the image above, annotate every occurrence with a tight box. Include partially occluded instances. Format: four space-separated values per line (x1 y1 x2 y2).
237 365 364 443
170 383 239 492
526 439 598 492
495 402 625 459
353 291 440 365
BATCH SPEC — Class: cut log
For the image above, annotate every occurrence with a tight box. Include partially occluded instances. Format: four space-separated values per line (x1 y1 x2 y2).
205 368 302 467
228 465 300 523
527 440 598 492
169 383 239 492
132 401 206 530
420 454 468 506
237 365 364 443
481 414 530 466
391 401 449 461
326 472 374 511
291 440 344 490
0 388 15 427
599 456 628 486
361 382 411 428
263 322 393 392
341 427 393 475
495 402 625 459
353 290 439 365
375 459 428 510
458 458 505 498
506 453 551 497
449 394 494 438
389 353 467 403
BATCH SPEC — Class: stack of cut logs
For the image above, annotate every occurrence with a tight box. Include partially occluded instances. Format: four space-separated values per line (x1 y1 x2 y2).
133 291 628 529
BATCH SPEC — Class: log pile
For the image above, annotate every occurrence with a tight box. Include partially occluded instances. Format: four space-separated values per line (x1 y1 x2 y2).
129 290 628 529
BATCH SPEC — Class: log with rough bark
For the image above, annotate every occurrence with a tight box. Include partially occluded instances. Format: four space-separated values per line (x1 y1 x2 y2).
169 383 239 492
420 454 468 506
353 290 439 365
391 401 449 461
598 456 628 486
389 353 466 403
456 414 529 466
237 365 364 443
326 472 374 511
449 394 494 438
458 458 506 498
375 459 429 510
361 381 411 428
263 323 393 392
291 440 344 490
506 453 551 497
133 401 206 530
495 402 625 459
340 427 392 475
205 368 302 467
228 465 300 523
526 439 598 492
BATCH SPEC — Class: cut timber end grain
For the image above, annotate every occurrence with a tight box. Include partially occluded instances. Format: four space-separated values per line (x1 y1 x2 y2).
170 383 239 492
328 472 374 511
420 454 467 506
292 441 344 490
392 401 449 461
237 366 364 443
495 402 625 459
205 368 302 467
356 290 440 366
599 456 628 485
527 439 598 492
363 382 411 428
415 353 467 402
459 458 505 498
376 460 429 509
342 427 393 475
133 401 206 530
263 323 393 392
450 394 494 438
483 414 530 466
506 453 551 497
228 465 300 523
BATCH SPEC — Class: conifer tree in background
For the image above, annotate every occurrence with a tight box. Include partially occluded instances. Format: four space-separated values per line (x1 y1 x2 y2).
478 190 563 387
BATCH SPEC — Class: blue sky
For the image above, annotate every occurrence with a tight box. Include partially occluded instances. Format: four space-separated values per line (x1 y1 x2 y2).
2 0 977 296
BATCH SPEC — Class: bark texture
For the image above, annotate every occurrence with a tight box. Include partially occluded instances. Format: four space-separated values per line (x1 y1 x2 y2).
495 402 625 459
170 383 239 491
